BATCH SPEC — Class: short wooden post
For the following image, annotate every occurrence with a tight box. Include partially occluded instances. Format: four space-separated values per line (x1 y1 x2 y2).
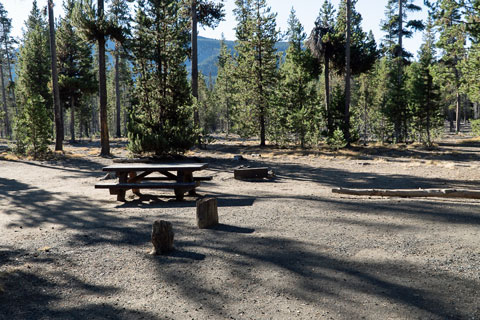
150 220 174 255
196 197 218 229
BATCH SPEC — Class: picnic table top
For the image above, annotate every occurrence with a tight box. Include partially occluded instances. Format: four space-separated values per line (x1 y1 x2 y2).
102 163 208 172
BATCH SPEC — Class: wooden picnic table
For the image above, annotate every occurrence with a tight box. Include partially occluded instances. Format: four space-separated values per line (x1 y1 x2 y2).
95 163 209 201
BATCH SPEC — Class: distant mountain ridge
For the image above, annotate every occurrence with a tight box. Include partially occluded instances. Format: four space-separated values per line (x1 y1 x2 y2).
187 36 289 80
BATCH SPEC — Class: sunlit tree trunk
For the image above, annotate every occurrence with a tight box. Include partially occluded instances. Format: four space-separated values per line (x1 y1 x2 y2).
48 0 63 151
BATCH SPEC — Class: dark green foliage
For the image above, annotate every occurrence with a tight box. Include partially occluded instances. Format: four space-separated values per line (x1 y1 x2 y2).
334 0 378 75
128 0 196 155
429 0 466 132
273 9 320 148
212 37 235 134
14 95 52 158
406 18 442 145
15 1 51 111
380 0 424 59
14 0 52 155
57 0 97 141
233 0 279 146
306 0 338 136
471 119 480 136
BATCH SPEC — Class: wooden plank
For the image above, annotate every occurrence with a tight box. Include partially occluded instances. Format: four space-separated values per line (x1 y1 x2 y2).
95 182 199 190
332 188 480 199
141 176 212 182
234 167 269 180
102 163 208 172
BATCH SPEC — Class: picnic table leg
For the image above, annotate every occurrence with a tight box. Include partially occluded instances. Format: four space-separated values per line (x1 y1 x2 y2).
129 171 141 196
185 171 197 196
174 170 189 201
117 172 128 201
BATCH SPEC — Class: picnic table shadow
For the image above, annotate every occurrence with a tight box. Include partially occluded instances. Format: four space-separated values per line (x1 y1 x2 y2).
116 193 256 209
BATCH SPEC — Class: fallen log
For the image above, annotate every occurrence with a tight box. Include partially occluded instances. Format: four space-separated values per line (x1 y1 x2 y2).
332 188 480 199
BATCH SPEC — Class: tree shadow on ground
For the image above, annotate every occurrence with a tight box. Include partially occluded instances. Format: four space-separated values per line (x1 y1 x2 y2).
116 193 256 209
149 213 480 319
0 246 155 320
0 177 149 247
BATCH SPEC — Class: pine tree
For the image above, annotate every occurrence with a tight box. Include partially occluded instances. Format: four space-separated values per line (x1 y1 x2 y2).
276 8 319 148
428 0 466 133
380 0 423 142
109 0 133 138
57 0 97 143
0 2 15 137
15 0 52 156
233 0 279 146
0 2 17 116
380 0 424 59
128 0 196 155
190 0 224 133
73 0 111 155
460 0 480 108
334 0 378 142
48 0 63 151
306 0 338 136
15 95 52 158
214 36 235 135
406 17 442 146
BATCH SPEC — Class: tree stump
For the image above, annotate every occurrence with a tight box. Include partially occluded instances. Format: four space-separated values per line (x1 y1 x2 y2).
150 220 174 255
196 197 218 229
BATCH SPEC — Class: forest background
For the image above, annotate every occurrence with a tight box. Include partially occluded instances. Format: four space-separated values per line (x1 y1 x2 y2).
0 0 479 158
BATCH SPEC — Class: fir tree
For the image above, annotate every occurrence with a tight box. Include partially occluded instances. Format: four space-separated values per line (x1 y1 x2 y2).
128 0 196 155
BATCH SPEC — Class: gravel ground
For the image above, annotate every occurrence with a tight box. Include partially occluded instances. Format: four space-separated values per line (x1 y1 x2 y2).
0 137 479 319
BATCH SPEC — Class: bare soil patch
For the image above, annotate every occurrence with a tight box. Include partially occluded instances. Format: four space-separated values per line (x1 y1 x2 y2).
1 136 479 319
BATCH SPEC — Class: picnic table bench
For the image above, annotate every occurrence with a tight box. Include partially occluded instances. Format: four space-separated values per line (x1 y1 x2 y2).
95 163 209 201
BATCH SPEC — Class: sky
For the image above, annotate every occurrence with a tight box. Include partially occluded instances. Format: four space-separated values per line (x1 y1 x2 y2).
6 0 428 57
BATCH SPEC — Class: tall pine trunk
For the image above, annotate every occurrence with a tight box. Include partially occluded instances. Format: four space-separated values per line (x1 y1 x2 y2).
0 58 10 137
343 0 351 145
2 27 16 115
191 0 199 129
115 41 121 138
98 0 110 155
48 0 63 151
325 55 331 135
70 96 75 142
